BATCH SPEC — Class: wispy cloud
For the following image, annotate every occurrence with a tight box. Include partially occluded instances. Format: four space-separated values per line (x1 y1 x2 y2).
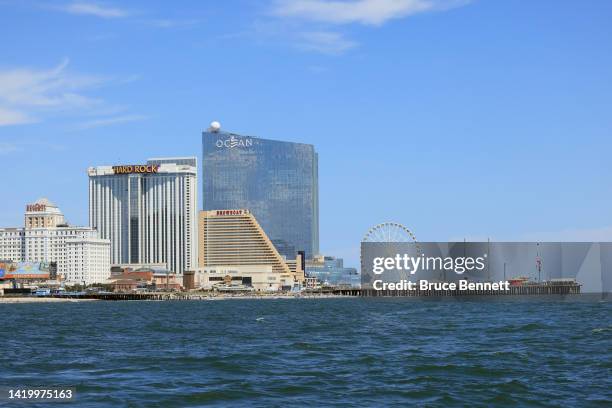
298 31 357 54
0 140 66 155
0 59 101 126
0 142 21 155
60 2 129 18
53 2 201 29
0 59 102 108
148 19 201 29
0 59 141 127
74 114 148 130
265 0 470 55
307 65 329 74
0 107 33 126
272 0 469 26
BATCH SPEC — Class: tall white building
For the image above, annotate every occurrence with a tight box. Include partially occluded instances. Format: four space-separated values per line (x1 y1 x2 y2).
88 157 198 275
0 198 111 285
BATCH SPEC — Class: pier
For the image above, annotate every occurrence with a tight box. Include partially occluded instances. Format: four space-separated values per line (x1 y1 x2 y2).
358 281 581 297
301 281 582 297
0 281 581 301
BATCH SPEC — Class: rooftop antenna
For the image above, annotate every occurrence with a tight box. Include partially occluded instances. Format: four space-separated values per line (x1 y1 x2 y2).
536 243 542 283
487 238 491 282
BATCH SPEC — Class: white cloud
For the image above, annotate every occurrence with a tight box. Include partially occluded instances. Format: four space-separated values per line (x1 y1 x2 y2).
307 65 329 73
0 59 140 127
0 140 66 155
272 0 469 26
298 31 357 54
148 19 200 29
61 2 128 18
265 0 470 55
0 142 21 154
0 107 33 126
0 59 101 126
0 59 102 107
74 114 148 130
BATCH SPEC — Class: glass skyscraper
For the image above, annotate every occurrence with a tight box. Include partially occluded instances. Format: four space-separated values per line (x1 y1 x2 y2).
202 127 319 259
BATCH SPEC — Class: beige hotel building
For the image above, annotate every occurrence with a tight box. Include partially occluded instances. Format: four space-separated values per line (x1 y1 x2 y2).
0 198 111 285
197 209 304 291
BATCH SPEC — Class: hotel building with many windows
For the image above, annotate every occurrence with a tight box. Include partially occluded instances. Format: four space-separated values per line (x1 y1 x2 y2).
88 157 197 275
198 209 304 290
202 124 319 260
0 198 111 285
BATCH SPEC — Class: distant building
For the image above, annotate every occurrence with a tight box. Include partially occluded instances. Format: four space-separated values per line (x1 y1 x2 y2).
0 198 111 285
88 157 198 275
24 198 65 228
196 265 280 292
111 263 168 277
202 124 319 259
306 255 360 288
198 209 304 290
109 265 180 292
111 279 139 292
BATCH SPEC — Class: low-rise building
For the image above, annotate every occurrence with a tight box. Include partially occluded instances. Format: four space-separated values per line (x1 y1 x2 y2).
195 265 280 292
111 279 139 292
306 255 360 288
109 265 180 292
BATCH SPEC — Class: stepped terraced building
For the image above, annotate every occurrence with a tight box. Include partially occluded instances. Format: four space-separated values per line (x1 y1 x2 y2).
198 209 304 290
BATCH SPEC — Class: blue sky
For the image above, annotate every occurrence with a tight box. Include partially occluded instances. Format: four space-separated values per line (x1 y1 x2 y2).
1 0 612 267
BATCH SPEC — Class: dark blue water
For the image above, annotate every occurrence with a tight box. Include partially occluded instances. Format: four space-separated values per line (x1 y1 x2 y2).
1 297 611 407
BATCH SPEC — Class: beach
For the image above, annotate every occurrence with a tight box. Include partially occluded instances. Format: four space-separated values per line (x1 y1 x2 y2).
0 297 97 303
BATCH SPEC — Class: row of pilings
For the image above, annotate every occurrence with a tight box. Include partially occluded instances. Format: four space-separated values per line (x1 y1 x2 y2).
359 282 581 297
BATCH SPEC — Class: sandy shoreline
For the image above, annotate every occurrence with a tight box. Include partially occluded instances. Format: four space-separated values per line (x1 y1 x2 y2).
0 297 98 303
0 294 352 303
202 294 353 300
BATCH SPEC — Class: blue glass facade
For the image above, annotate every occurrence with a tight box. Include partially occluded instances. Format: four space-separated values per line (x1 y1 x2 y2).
202 130 319 259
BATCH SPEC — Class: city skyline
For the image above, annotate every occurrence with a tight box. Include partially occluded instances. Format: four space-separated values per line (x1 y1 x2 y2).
2 1 612 268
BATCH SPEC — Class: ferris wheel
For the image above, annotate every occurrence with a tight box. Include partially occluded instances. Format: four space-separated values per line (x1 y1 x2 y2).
361 222 423 280
362 222 418 243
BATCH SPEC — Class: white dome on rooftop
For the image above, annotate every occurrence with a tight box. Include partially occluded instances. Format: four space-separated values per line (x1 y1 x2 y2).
209 121 221 132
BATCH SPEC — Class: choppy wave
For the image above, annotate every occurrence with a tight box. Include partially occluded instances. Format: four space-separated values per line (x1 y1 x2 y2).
0 298 611 407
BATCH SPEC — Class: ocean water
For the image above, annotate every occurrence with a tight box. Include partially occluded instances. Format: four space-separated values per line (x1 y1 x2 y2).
1 296 611 407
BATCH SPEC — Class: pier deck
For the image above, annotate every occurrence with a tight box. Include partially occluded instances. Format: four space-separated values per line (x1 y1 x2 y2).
0 281 581 301
312 282 581 297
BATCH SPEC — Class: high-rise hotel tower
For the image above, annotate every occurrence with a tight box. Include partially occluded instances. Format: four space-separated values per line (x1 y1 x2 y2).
88 157 197 275
202 123 319 260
